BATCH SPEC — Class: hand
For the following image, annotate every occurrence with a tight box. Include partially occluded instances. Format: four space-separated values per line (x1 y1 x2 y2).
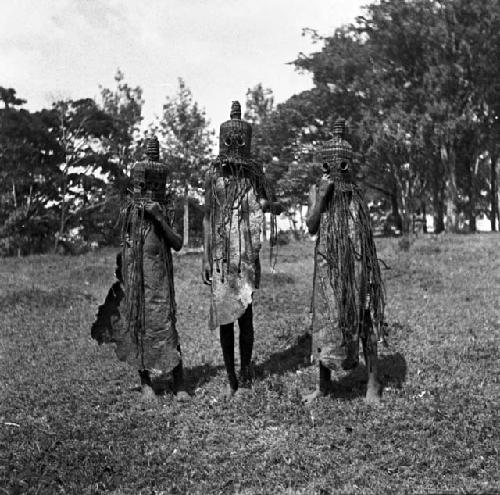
318 176 333 196
202 257 212 285
319 182 334 208
145 201 161 218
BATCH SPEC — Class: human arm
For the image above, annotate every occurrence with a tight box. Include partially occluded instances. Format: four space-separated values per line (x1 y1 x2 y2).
144 202 183 252
306 176 334 235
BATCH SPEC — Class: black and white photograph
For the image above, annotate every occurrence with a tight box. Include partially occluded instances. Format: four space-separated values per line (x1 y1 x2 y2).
1 0 499 493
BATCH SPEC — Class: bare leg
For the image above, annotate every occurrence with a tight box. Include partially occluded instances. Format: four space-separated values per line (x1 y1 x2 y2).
302 362 332 404
363 331 381 403
220 322 238 398
238 304 254 388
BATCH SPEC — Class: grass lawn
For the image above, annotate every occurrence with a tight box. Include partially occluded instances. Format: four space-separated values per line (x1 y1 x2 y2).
1 233 499 494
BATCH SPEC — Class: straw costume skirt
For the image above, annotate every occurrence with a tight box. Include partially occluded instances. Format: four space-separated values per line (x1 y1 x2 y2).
311 187 384 371
209 176 262 330
92 215 181 378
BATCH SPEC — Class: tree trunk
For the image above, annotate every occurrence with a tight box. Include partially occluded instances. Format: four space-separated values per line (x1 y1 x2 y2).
438 185 446 234
55 180 68 252
491 151 498 231
12 180 17 208
442 145 459 232
299 205 305 237
183 184 189 248
432 176 446 234
262 213 267 241
422 202 428 234
435 209 445 234
497 157 500 231
401 208 411 236
466 159 476 232
431 155 445 234
445 189 455 231
390 192 403 231
396 176 411 250
469 212 476 232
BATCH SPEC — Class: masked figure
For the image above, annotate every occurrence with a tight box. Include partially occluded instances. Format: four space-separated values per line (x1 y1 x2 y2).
92 137 187 400
202 101 282 398
304 119 385 403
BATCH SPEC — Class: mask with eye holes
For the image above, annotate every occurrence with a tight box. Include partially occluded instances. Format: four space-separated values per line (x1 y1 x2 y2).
320 118 354 187
132 136 169 205
218 101 252 166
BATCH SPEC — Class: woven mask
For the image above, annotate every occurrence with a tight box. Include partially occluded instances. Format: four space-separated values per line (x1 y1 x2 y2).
320 119 353 182
132 136 168 204
218 101 252 162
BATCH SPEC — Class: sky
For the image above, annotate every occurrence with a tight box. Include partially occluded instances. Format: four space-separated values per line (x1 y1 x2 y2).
0 0 367 131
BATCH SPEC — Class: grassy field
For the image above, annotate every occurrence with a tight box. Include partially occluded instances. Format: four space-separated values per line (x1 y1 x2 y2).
1 233 499 494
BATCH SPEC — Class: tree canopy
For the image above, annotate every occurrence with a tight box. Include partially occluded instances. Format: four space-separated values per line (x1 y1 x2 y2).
247 0 500 234
2 0 500 255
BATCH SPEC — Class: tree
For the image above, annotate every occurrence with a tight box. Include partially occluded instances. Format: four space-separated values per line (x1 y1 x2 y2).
288 0 500 235
245 85 325 214
245 83 274 125
1 76 144 254
99 69 144 178
158 78 213 247
292 23 415 229
0 87 63 254
245 84 277 238
49 98 116 249
0 86 26 109
97 69 144 243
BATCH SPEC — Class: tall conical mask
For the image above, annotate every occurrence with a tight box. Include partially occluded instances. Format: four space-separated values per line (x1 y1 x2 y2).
146 135 160 161
132 136 168 204
320 118 353 180
218 101 252 163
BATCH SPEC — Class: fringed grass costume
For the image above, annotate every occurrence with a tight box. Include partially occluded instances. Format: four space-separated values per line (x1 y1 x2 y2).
206 103 277 331
92 138 181 384
312 120 385 372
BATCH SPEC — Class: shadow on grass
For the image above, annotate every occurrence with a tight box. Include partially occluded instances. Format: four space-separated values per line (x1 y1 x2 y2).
182 333 312 393
179 338 406 399
184 363 224 393
331 351 407 399
257 333 312 378
134 363 223 396
171 333 311 394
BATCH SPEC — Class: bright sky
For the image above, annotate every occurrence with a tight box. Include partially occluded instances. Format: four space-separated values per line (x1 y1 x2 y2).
0 0 366 131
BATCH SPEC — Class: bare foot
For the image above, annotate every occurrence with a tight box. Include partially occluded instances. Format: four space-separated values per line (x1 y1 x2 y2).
302 388 326 404
141 384 156 402
365 383 382 404
176 391 190 402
